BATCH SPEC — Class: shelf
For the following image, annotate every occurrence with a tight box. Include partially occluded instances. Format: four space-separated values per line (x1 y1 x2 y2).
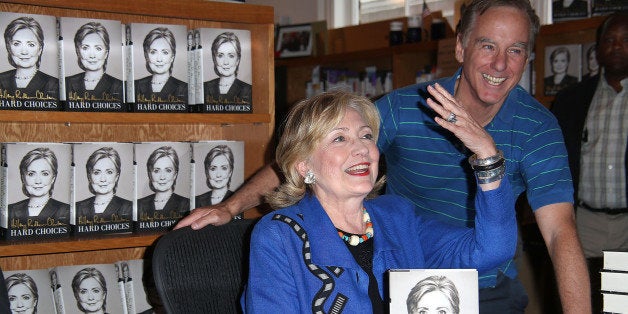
0 110 272 125
0 233 161 257
276 41 439 67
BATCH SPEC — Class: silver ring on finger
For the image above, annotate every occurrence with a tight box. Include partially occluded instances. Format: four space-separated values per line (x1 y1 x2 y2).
446 112 457 123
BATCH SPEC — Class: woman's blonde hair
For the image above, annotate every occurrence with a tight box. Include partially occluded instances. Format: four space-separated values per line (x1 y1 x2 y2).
266 91 384 209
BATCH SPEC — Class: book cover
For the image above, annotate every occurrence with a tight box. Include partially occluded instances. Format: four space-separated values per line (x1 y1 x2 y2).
197 28 252 113
388 269 479 314
134 142 192 232
53 263 126 314
58 16 125 112
0 142 71 241
191 141 244 218
552 0 590 22
71 142 134 236
116 259 155 314
591 0 628 16
543 44 582 96
0 12 60 111
3 268 57 314
128 23 189 113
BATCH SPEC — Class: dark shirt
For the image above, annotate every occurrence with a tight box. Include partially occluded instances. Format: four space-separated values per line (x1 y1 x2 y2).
0 69 59 100
75 195 133 223
195 189 234 208
203 78 251 105
134 76 187 104
8 198 70 226
65 72 123 102
137 193 190 221
544 74 579 95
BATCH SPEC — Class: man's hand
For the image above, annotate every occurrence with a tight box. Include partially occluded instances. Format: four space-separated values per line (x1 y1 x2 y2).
175 202 236 229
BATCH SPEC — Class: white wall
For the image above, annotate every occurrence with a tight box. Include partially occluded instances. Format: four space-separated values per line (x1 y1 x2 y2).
246 0 323 25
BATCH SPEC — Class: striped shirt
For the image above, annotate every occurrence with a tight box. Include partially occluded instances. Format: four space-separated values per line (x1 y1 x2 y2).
579 75 627 209
375 68 574 287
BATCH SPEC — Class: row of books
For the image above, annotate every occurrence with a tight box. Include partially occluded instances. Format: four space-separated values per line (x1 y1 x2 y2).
0 11 253 113
601 250 628 313
552 0 627 22
0 140 244 241
4 259 154 314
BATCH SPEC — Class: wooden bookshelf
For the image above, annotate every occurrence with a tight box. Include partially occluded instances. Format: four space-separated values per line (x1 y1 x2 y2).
0 0 275 271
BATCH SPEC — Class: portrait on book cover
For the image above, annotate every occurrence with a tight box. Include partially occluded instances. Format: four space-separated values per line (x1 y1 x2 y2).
581 42 598 80
388 269 479 314
6 143 71 232
0 12 59 110
200 28 252 112
552 0 589 21
193 141 244 209
4 269 56 314
73 143 134 230
55 264 125 314
544 44 581 96
129 23 188 112
135 142 192 226
60 17 124 107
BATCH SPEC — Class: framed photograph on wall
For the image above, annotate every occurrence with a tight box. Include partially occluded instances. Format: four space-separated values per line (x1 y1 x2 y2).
276 24 313 58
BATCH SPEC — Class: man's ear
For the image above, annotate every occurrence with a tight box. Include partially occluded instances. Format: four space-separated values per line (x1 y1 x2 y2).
455 35 464 63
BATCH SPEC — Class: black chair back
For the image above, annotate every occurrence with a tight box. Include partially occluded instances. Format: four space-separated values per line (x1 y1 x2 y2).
152 219 256 314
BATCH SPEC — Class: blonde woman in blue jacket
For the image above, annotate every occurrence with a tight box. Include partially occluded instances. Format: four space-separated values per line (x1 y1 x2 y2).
242 90 516 313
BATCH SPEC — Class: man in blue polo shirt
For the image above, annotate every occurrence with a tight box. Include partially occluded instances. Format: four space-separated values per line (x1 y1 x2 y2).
176 0 590 313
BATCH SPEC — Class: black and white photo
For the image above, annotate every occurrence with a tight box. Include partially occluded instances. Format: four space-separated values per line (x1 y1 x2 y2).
1 143 71 240
199 28 252 113
128 23 188 113
192 141 244 215
59 17 125 112
389 269 479 314
3 269 56 314
72 142 134 235
0 12 59 111
544 44 581 96
135 142 192 232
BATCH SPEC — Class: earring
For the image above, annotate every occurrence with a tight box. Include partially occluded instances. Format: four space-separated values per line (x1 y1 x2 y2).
304 170 316 184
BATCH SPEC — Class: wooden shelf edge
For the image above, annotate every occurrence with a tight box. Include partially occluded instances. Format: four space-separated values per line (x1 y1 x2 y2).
276 41 440 67
0 233 162 257
0 111 271 125
2 0 274 25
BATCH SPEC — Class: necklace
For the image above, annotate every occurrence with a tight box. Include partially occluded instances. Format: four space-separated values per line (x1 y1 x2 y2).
15 74 35 80
337 209 374 246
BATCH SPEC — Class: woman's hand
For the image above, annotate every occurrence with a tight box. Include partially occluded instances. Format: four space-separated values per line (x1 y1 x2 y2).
426 83 498 159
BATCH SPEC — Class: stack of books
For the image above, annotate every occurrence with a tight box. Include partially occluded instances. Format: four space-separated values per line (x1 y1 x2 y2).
601 250 628 313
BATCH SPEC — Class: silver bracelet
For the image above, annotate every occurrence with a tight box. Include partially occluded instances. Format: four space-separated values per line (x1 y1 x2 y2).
469 150 504 168
476 164 505 184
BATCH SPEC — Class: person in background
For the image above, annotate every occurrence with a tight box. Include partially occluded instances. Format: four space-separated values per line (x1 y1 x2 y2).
134 27 187 103
0 16 58 100
71 267 107 314
137 146 190 220
65 22 123 102
8 147 69 225
242 91 516 313
76 147 132 223
5 273 38 314
551 11 628 313
177 1 590 312
406 276 460 314
544 46 578 95
203 32 251 105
